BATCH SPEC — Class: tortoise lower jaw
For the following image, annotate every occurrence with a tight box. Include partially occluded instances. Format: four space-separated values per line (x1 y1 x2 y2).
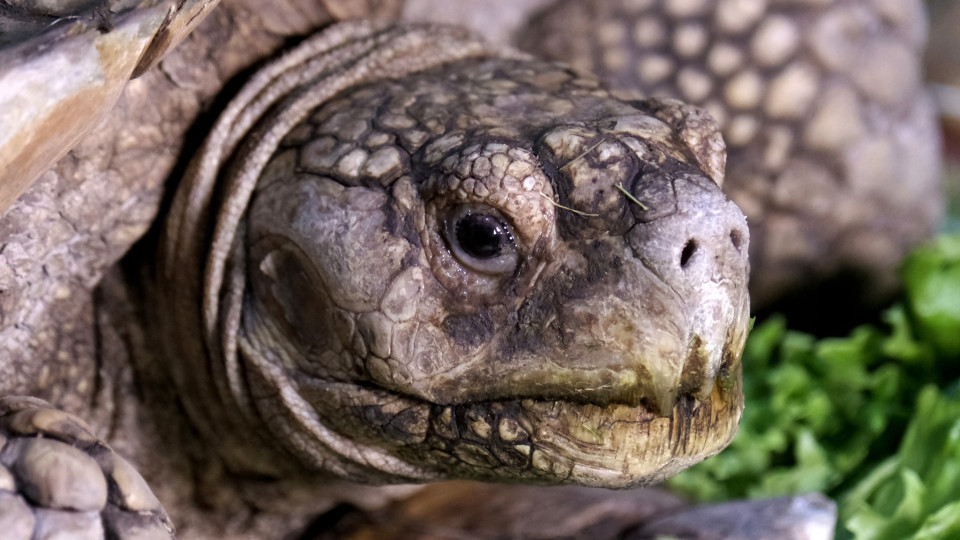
407 374 743 487
299 367 743 487
508 381 743 487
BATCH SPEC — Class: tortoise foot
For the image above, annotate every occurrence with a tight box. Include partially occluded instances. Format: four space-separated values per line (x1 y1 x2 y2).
0 396 174 540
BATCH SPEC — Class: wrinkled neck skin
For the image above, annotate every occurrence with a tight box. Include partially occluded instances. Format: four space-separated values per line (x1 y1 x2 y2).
153 22 750 489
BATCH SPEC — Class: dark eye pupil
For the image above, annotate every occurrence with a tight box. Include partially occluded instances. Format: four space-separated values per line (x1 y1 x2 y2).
456 214 508 259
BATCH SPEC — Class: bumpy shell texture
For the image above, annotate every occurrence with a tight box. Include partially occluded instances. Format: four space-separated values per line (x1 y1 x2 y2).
518 0 941 314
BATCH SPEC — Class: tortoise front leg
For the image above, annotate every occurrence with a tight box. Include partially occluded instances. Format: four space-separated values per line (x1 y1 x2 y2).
0 396 173 540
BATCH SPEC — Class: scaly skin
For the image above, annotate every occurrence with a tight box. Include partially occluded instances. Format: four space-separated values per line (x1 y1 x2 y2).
0 397 173 538
152 21 749 488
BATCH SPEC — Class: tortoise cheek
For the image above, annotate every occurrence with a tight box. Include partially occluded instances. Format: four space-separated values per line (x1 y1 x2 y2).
249 238 339 353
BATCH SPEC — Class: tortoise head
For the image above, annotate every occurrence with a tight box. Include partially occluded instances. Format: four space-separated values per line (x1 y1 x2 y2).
158 23 749 487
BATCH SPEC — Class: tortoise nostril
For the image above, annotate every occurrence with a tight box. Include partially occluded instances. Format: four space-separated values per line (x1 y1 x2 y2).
730 229 744 253
680 239 698 268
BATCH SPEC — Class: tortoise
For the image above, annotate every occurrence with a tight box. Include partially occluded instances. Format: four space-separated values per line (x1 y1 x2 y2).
0 0 940 538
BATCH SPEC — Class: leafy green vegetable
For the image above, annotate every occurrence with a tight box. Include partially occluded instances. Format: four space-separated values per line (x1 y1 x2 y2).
668 234 960 539
841 387 960 540
901 235 960 357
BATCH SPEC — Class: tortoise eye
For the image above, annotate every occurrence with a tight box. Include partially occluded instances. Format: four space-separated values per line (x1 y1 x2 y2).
445 206 518 275
456 213 511 259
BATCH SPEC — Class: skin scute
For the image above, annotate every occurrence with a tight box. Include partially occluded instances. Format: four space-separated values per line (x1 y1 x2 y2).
0 397 174 538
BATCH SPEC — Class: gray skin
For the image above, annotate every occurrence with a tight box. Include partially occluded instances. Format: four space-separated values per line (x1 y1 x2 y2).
154 22 749 487
1 21 749 539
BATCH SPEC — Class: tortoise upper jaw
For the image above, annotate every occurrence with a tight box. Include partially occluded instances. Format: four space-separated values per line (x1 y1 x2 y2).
410 239 750 418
